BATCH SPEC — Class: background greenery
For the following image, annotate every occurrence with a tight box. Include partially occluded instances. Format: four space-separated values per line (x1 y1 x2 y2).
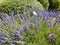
0 0 60 14
37 0 49 10
0 0 44 14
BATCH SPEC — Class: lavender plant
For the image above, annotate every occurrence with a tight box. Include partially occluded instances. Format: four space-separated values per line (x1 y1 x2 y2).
0 6 60 45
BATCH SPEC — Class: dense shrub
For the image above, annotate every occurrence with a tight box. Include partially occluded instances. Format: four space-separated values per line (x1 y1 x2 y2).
0 0 60 45
0 6 60 45
0 0 44 14
49 0 60 10
37 0 49 10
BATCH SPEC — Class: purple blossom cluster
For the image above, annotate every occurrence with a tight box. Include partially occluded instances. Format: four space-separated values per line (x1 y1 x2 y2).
0 7 60 45
0 29 11 44
34 7 60 27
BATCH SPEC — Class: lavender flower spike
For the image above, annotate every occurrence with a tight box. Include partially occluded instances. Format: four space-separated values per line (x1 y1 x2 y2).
48 34 54 39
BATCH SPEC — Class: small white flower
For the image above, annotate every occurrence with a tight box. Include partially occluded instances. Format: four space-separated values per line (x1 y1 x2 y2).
33 11 37 16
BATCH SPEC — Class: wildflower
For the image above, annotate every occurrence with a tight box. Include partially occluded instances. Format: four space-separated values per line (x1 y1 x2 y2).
20 28 24 34
56 17 60 22
14 32 23 39
33 11 37 16
34 19 40 29
48 34 54 39
23 26 27 30
20 18 26 26
28 24 33 28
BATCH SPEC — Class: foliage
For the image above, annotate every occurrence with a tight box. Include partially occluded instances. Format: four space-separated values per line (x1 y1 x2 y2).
23 21 60 45
37 0 49 10
0 0 44 14
0 6 60 45
49 0 60 10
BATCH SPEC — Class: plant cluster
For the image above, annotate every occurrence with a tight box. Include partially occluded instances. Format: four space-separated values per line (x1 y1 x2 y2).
0 7 60 45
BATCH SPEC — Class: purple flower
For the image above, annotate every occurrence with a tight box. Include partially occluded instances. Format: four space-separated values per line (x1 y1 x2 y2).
28 24 33 28
28 17 33 22
0 37 7 43
43 10 48 16
23 26 27 30
34 19 40 29
56 17 60 22
14 32 20 38
19 28 24 34
20 18 26 26
48 34 54 39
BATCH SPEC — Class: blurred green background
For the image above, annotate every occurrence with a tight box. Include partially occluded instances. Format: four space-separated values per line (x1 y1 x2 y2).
0 0 60 14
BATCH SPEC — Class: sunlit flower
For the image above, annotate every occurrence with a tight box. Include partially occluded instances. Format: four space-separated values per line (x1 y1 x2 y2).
33 11 37 16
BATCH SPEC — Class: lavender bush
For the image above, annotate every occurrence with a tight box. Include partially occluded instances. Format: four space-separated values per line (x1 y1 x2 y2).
0 6 60 45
